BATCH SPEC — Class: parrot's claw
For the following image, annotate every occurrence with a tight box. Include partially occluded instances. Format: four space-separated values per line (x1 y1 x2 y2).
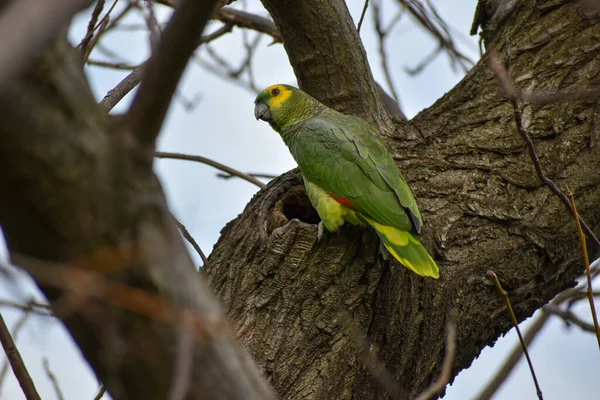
317 221 325 242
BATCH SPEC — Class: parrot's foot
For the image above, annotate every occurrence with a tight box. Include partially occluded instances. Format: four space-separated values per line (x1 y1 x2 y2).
317 221 325 242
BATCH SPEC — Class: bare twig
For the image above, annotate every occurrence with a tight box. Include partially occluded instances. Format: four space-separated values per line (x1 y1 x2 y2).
102 1 137 35
0 299 52 316
544 304 597 333
415 312 457 400
404 44 442 75
99 62 147 111
216 7 282 42
93 386 107 400
475 310 550 400
486 271 543 400
0 311 32 395
124 0 219 148
87 59 140 70
155 151 265 188
83 16 110 63
140 0 161 52
488 52 600 250
172 214 209 267
396 0 473 72
99 23 232 112
476 285 596 400
373 0 401 105
0 313 41 400
78 0 119 51
43 358 65 400
357 0 369 33
216 172 277 181
568 190 600 347
80 0 106 55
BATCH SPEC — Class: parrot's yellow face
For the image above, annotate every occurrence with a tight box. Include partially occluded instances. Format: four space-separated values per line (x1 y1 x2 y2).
254 84 294 123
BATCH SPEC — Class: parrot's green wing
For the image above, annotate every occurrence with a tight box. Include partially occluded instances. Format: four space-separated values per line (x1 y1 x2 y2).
293 114 422 233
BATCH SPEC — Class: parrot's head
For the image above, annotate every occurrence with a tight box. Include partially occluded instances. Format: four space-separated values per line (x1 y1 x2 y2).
254 84 307 132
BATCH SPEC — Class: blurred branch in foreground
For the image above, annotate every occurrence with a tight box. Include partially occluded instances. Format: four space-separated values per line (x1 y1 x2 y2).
0 313 41 400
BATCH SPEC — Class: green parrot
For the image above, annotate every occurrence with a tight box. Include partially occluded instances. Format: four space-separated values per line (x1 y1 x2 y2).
254 84 439 279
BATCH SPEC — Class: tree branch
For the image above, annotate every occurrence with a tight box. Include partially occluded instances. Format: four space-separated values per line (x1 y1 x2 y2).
125 0 220 148
155 151 265 188
98 23 233 112
0 313 41 400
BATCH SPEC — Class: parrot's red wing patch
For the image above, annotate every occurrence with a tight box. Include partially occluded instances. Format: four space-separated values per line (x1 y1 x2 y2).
328 192 355 209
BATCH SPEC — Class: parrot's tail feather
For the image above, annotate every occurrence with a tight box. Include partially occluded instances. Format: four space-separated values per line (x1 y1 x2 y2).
366 219 439 279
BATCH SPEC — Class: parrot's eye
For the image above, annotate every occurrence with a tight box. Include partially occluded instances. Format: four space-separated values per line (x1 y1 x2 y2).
271 88 280 96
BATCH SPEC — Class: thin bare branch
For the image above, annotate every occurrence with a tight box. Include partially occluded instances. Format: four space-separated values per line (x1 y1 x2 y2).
155 151 265 188
476 286 595 400
99 23 232 112
140 0 161 52
43 358 65 400
373 0 400 105
568 190 600 346
216 7 281 42
216 172 277 181
544 304 597 333
415 312 457 400
0 299 52 316
83 16 110 63
78 0 119 51
124 0 219 148
102 1 137 35
100 62 147 111
87 59 139 70
0 313 41 400
357 0 369 33
172 214 209 267
80 0 105 55
404 44 442 75
486 271 543 400
396 0 473 72
0 310 32 395
93 386 107 400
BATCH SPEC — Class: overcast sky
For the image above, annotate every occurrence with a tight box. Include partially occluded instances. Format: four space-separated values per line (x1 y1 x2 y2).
1 1 598 399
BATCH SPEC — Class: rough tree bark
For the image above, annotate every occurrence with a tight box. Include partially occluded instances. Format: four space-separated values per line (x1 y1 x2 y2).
206 1 600 399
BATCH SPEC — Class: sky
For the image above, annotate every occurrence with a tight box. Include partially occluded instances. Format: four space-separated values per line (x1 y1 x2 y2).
0 1 599 399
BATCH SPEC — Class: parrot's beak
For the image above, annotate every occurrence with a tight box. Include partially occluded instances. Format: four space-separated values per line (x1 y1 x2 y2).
254 101 272 122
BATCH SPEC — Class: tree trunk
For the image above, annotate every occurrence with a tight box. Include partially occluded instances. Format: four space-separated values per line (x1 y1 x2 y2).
0 2 276 399
206 1 600 399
